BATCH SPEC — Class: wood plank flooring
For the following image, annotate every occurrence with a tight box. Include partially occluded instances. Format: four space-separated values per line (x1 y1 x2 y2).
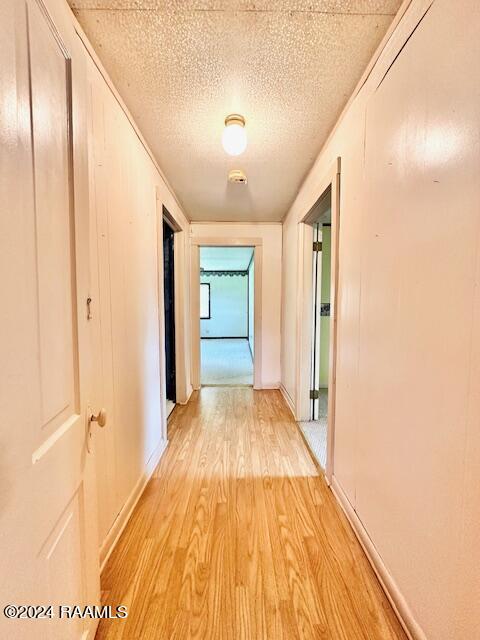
96 388 407 640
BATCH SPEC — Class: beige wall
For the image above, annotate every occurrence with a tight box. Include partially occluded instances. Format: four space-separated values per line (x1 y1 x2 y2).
86 52 191 556
281 1 480 638
191 223 282 387
68 7 192 557
280 212 298 406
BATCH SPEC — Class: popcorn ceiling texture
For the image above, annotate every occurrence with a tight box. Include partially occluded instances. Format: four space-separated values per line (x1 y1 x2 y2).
70 0 401 221
70 1 401 11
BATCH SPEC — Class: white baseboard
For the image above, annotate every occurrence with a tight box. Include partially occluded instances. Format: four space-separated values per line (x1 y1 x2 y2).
99 437 168 572
330 477 426 640
178 384 193 405
279 383 296 418
261 382 281 390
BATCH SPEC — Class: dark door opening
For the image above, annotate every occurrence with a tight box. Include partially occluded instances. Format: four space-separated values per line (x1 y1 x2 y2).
163 212 176 404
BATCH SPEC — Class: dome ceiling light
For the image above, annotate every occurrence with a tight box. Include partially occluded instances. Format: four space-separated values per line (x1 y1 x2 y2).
222 114 247 156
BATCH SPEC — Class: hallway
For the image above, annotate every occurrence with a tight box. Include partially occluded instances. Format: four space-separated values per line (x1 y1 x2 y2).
3 1 479 638
97 388 405 640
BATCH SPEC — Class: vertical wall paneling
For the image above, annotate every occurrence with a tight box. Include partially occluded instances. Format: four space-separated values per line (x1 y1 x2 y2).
280 1 480 638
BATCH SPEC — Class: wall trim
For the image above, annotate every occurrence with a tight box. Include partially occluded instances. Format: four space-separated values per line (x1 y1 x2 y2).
191 237 263 247
178 384 193 406
330 476 426 640
201 336 248 340
191 238 263 390
99 437 168 572
280 383 296 418
261 382 280 389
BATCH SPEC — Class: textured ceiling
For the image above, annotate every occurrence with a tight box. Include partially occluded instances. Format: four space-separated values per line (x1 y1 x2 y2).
69 0 401 221
200 246 254 270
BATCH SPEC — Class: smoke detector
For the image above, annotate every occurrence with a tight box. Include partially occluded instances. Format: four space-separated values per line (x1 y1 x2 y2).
228 169 248 184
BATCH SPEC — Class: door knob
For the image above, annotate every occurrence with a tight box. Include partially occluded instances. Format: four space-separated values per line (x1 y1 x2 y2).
90 408 107 428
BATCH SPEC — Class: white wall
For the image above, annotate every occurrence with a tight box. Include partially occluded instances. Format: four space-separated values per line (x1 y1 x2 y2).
81 19 191 555
281 1 480 639
281 212 298 407
191 223 282 387
200 274 248 337
248 259 254 355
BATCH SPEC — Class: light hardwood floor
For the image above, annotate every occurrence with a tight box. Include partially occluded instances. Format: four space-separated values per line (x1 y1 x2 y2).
96 388 406 640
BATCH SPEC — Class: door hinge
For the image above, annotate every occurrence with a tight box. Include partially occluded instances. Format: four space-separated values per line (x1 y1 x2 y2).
313 241 322 252
309 389 320 400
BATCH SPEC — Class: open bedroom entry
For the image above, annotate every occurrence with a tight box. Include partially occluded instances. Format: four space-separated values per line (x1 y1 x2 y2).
299 186 334 470
199 246 254 386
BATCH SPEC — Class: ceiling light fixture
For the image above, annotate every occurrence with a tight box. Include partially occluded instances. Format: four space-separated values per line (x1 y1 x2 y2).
222 114 247 156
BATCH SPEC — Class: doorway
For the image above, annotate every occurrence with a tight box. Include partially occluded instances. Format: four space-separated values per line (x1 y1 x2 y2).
299 188 332 468
199 246 254 386
163 212 176 415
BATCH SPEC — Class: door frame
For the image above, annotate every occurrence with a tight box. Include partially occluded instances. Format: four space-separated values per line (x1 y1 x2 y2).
190 238 263 389
156 194 187 440
162 213 177 404
310 220 324 420
296 158 341 482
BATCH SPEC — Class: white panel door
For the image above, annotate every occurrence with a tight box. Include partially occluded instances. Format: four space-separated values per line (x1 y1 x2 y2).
0 1 99 638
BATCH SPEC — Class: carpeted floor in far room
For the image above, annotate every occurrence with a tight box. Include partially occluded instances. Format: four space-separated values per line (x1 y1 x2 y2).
201 338 253 385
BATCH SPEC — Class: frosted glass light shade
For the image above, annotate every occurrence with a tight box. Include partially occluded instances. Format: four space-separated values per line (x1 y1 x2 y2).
222 115 247 156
